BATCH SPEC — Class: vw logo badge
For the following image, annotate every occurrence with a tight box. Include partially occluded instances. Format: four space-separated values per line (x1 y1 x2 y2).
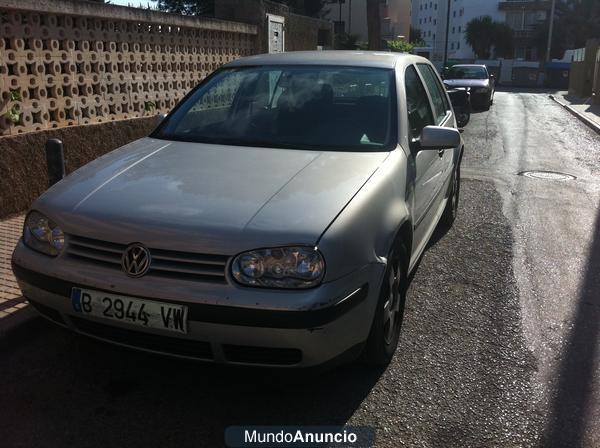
122 243 151 278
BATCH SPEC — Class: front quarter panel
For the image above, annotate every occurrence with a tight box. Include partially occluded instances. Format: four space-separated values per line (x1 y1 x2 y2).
318 148 410 283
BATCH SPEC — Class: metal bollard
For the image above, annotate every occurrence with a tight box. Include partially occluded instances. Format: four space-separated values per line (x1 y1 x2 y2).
45 138 65 187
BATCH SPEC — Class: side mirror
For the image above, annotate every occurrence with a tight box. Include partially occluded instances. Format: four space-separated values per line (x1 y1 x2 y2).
420 125 461 149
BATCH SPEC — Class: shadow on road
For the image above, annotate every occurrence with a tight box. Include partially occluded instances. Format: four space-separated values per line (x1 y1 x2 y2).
544 207 600 447
0 322 385 447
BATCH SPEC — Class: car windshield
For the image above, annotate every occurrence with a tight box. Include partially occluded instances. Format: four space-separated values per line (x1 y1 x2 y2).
155 66 396 151
447 66 488 80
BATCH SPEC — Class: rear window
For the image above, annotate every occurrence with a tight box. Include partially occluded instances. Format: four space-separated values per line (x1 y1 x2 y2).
447 66 488 79
155 66 397 151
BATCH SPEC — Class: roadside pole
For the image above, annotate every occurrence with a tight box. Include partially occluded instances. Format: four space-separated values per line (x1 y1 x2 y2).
545 0 556 62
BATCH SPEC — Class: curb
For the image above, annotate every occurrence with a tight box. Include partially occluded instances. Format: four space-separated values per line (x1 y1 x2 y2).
549 95 600 135
0 304 38 339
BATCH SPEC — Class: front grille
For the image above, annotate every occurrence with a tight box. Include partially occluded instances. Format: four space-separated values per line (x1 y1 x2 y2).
70 316 214 360
66 234 229 283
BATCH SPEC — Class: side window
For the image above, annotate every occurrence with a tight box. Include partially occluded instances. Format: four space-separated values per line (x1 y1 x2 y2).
417 63 450 124
405 65 434 139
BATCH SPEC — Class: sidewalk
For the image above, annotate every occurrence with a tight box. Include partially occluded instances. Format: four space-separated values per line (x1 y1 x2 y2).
552 91 600 133
0 214 31 332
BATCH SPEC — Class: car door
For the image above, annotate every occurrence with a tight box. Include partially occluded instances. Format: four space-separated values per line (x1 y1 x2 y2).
416 63 455 209
404 64 443 249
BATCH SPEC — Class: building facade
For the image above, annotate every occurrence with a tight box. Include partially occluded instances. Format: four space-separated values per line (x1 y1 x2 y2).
411 0 504 65
325 0 411 45
499 0 552 61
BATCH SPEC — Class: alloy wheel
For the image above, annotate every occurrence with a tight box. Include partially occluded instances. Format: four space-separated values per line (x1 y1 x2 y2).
382 259 401 345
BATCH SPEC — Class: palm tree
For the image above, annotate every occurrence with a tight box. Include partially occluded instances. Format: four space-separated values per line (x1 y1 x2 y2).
465 16 495 59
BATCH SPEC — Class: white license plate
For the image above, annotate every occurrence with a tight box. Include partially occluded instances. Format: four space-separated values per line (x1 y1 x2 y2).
71 288 188 334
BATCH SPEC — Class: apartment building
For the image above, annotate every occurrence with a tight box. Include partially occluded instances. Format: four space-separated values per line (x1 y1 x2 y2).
411 0 503 64
499 0 552 60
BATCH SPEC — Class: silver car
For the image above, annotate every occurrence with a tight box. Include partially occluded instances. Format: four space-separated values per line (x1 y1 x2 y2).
12 51 463 368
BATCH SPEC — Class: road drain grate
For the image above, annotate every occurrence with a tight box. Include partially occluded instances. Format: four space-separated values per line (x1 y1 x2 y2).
519 171 576 181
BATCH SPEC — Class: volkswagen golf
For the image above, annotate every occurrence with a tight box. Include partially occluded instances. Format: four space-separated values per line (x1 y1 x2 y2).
12 51 463 368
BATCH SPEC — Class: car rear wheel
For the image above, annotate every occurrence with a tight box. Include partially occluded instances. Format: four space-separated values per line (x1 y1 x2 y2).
361 244 407 366
441 163 460 228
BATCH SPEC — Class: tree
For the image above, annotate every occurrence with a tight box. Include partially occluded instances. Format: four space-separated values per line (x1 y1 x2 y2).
366 0 381 50
334 33 359 50
491 22 514 58
388 39 414 53
282 0 328 18
534 20 566 60
154 0 328 18
532 0 599 59
465 16 495 59
409 26 424 45
155 0 214 16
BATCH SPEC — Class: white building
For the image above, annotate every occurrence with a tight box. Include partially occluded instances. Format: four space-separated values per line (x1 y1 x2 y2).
411 0 504 65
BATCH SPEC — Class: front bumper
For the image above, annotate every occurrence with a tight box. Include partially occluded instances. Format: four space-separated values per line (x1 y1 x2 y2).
470 90 491 107
12 242 385 368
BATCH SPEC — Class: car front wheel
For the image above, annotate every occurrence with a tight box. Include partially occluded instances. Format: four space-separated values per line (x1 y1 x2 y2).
441 163 461 227
361 244 407 366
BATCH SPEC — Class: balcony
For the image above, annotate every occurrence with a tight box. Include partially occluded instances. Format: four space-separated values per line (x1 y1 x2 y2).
499 1 551 11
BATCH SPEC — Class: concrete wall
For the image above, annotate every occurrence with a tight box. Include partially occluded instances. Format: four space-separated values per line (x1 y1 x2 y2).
0 0 257 136
215 0 333 53
568 39 600 99
0 116 155 218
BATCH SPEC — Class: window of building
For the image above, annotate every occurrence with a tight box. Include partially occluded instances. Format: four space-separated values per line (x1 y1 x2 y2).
459 8 463 16
429 16 431 22
452 26 455 33
433 33 436 41
419 19 422 24
458 25 461 32
433 19 436 25
457 41 460 49
453 10 456 17
451 42 454 49
434 4 437 10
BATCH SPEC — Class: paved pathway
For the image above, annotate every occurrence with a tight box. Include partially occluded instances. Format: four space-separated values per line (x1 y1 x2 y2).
556 91 600 130
0 215 26 320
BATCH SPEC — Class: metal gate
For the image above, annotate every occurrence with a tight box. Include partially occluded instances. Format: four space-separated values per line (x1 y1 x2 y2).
267 14 285 53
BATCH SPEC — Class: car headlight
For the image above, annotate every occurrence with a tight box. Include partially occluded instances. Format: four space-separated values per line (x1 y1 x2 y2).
231 246 325 289
23 211 64 256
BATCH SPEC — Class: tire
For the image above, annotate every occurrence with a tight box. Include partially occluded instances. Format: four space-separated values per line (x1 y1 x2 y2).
441 162 461 228
361 244 408 366
456 111 470 128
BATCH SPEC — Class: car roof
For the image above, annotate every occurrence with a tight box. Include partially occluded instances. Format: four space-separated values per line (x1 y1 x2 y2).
224 50 428 69
451 64 487 68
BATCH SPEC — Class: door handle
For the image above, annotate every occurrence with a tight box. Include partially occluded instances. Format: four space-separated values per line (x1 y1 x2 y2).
438 149 445 157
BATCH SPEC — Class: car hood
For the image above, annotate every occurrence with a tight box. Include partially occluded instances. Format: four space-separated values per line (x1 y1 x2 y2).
36 138 388 255
444 79 489 88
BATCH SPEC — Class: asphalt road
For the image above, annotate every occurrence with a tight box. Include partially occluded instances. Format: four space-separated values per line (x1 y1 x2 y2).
1 90 599 448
